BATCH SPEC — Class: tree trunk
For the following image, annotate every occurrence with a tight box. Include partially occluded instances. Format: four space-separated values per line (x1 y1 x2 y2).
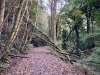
51 0 57 41
12 0 28 42
0 0 26 59
0 0 18 33
74 25 81 56
19 5 29 53
87 17 90 34
18 23 27 53
0 0 5 34
86 0 91 34
86 3 94 49
75 25 79 48
19 31 29 53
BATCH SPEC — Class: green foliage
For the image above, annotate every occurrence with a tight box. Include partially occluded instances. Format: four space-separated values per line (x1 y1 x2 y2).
0 66 4 73
59 1 100 74
0 55 9 62
0 0 100 73
62 29 68 50
27 44 34 48
83 47 100 73
15 5 20 9
83 65 89 74
87 47 100 64
71 9 82 17
0 34 8 42
12 37 21 50
55 40 62 48
29 0 37 21
46 46 52 50
23 44 34 51
29 7 36 20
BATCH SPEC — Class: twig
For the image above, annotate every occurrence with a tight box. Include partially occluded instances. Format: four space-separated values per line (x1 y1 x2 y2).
8 54 29 58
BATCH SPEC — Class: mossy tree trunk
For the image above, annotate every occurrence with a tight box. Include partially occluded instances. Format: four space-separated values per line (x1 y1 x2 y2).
0 0 26 59
19 5 30 53
18 23 28 53
12 0 29 42
0 0 18 33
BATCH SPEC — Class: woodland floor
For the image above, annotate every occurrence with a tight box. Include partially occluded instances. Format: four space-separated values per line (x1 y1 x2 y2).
1 47 85 75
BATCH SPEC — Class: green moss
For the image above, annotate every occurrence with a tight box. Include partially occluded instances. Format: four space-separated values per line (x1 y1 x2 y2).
0 55 9 62
0 66 4 73
83 65 89 74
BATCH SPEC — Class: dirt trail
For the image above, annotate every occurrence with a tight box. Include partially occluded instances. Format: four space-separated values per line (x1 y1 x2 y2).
2 47 85 75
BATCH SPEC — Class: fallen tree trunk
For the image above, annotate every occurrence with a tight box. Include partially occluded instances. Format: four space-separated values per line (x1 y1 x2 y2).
33 32 68 55
28 20 70 61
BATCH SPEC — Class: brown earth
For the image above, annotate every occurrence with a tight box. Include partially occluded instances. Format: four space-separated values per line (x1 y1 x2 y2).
1 47 85 75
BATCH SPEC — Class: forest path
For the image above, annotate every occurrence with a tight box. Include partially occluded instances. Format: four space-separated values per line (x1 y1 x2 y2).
2 47 85 75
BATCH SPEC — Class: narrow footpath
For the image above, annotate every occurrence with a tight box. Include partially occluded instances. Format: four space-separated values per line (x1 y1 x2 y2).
2 47 85 75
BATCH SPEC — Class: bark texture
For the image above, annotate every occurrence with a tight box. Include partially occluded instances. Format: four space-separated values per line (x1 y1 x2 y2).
51 0 57 41
0 0 5 34
0 0 27 59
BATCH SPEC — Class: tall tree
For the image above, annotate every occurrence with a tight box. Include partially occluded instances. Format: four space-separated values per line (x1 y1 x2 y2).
51 0 57 41
0 0 27 59
0 0 18 33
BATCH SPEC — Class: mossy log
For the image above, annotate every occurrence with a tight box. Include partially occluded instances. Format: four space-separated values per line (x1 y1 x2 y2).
28 20 70 61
